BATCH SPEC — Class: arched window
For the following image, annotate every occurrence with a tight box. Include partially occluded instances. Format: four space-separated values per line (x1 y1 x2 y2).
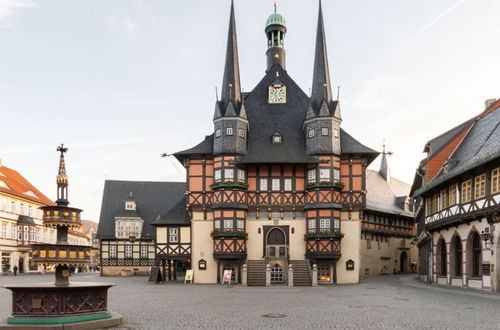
437 239 447 276
470 233 482 277
451 236 462 276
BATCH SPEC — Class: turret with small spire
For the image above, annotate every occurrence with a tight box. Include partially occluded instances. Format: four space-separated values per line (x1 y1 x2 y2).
379 143 393 183
213 0 248 155
304 0 342 155
56 144 69 206
265 2 287 71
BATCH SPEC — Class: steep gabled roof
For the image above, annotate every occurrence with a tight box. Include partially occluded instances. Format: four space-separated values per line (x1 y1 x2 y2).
414 105 500 196
339 129 379 164
0 164 55 206
151 198 190 226
365 169 413 217
97 180 186 239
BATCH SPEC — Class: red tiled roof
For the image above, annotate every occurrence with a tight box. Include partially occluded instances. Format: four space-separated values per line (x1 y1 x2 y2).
0 165 55 206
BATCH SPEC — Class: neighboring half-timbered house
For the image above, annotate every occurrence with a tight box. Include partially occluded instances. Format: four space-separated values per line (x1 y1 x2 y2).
412 99 500 291
96 180 185 276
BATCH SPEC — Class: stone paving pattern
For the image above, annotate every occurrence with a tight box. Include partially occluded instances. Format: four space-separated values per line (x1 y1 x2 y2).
1 273 500 329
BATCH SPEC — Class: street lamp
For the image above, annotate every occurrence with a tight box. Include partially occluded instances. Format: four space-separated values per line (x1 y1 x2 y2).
481 229 493 253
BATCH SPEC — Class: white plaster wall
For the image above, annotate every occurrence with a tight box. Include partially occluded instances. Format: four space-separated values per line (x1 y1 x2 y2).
336 211 361 284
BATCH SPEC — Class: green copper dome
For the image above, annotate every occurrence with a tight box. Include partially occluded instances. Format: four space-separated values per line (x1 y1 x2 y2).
266 13 286 28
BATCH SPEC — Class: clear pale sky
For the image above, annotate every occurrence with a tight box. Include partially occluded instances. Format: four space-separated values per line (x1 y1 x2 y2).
1 0 499 221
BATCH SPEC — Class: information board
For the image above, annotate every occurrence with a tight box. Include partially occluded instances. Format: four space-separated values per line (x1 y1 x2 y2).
222 269 232 285
149 267 162 283
185 270 194 284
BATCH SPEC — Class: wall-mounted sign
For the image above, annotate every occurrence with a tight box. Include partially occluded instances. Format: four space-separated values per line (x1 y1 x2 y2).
482 263 491 276
346 259 355 271
198 259 207 270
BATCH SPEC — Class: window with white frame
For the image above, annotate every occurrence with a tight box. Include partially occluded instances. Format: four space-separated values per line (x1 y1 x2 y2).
224 219 233 230
333 169 340 181
319 218 331 232
11 226 16 239
36 229 40 242
226 127 233 136
109 245 117 258
260 178 268 191
28 206 32 216
238 129 245 137
20 204 25 215
237 220 244 230
24 231 28 241
308 219 316 233
272 178 280 191
272 135 282 143
169 228 179 243
319 169 330 182
237 169 245 183
284 178 292 191
11 201 15 213
224 169 234 181
214 220 221 229
140 246 148 258
333 218 340 231
321 127 329 136
125 245 132 258
1 224 6 238
308 169 316 184
308 129 315 138
214 169 222 183
215 128 221 138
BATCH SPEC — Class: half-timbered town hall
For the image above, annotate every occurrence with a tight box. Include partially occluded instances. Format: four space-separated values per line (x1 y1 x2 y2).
97 1 416 284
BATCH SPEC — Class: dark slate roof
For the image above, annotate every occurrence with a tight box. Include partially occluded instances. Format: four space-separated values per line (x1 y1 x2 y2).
365 169 414 217
17 215 35 225
236 63 316 164
310 1 334 113
97 180 186 239
151 198 190 226
174 135 214 161
340 129 379 163
414 106 500 196
424 117 475 157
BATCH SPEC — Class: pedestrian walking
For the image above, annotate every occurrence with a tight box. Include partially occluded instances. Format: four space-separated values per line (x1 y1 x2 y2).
13 265 18 276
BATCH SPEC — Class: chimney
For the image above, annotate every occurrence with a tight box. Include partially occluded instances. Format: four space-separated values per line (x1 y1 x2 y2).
484 98 497 109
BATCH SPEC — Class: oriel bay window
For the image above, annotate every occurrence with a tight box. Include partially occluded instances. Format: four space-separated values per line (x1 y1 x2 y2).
214 167 245 184
308 219 316 233
307 169 316 184
319 169 330 182
308 168 340 185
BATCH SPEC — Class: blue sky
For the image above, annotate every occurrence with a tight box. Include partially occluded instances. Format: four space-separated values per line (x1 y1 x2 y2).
1 0 499 221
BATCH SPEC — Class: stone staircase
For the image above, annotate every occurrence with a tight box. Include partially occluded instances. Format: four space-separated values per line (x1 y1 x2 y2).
247 260 266 286
290 260 312 286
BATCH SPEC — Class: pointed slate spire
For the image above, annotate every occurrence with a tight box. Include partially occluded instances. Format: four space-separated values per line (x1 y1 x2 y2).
310 0 333 113
220 0 242 112
379 143 393 183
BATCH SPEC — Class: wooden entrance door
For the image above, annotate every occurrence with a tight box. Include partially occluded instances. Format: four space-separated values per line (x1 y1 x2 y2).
266 228 287 259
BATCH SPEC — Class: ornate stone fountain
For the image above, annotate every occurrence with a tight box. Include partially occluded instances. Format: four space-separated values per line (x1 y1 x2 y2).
2 145 121 328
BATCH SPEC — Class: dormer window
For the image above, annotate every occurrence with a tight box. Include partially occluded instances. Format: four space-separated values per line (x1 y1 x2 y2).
272 133 282 144
308 129 315 138
321 128 329 136
226 127 233 136
125 200 136 211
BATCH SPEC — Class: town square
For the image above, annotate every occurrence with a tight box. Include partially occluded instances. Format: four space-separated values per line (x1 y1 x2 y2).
1 0 500 329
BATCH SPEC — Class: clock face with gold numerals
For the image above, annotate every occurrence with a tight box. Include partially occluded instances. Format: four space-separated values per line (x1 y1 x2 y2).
268 84 286 104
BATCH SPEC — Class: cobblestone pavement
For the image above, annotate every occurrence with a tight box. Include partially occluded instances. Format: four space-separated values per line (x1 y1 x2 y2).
1 273 500 329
